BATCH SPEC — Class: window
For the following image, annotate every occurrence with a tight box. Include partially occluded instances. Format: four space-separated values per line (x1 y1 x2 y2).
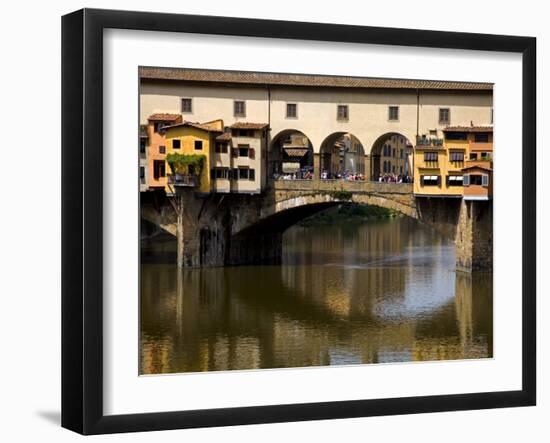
400 166 403 174
159 145 166 154
139 166 145 179
238 145 250 157
446 131 467 141
234 100 246 117
447 175 464 186
194 140 203 150
422 175 440 186
470 153 478 160
424 152 438 162
139 138 146 153
480 152 492 160
400 149 404 159
212 167 230 179
449 151 464 162
439 108 450 125
181 98 192 113
468 174 483 185
286 103 297 118
388 106 399 121
337 105 349 121
474 133 489 143
215 142 228 154
172 139 181 149
393 148 396 158
236 167 255 180
153 160 165 180
153 122 165 133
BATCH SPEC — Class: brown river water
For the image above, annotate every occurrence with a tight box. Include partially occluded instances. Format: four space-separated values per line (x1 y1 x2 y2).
140 216 492 374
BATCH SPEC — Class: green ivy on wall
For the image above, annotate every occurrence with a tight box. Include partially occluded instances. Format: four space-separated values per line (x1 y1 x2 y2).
166 153 206 177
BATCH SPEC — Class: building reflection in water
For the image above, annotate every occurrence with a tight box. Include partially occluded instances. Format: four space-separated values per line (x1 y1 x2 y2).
140 217 493 374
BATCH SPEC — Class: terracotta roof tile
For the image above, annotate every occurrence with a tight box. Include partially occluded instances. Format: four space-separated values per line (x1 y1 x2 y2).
147 113 183 122
230 122 269 130
163 121 223 132
140 67 493 91
216 132 232 141
444 125 493 132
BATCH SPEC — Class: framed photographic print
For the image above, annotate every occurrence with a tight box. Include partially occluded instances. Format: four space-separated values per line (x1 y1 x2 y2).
61 8 536 435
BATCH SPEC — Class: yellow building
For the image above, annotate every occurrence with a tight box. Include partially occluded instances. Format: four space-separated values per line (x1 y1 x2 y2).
413 125 493 198
163 120 223 194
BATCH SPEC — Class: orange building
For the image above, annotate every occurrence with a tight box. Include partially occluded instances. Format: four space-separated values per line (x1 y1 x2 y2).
146 113 183 190
444 126 493 201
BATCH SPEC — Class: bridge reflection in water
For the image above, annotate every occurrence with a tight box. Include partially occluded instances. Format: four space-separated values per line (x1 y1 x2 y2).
140 217 492 374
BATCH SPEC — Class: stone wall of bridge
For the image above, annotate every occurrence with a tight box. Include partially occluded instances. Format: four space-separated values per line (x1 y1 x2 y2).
140 181 492 272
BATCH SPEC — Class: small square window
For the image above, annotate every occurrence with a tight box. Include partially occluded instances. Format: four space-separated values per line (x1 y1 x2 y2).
286 103 297 118
181 98 192 113
388 106 399 121
194 140 203 150
172 139 181 149
159 145 166 154
337 105 349 121
439 108 450 125
238 145 250 157
234 101 246 117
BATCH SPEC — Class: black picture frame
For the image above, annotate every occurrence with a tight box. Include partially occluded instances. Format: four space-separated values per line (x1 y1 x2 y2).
62 8 536 435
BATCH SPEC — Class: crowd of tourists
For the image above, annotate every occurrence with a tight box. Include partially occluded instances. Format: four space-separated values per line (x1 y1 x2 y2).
272 169 412 183
378 173 413 183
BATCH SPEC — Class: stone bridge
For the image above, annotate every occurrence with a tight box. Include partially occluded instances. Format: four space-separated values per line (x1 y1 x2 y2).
141 179 492 272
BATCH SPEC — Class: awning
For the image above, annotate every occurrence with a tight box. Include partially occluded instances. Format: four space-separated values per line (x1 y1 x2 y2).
283 147 309 158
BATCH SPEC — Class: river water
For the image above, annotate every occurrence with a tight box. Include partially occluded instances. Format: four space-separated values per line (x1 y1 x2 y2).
140 216 492 374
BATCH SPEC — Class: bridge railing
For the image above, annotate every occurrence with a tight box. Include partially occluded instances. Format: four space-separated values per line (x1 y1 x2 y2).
270 179 413 194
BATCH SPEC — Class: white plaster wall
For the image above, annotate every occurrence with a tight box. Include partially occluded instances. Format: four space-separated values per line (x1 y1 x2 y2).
141 81 492 154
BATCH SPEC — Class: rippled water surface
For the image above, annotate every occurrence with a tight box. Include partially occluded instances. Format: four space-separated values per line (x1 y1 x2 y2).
140 217 492 374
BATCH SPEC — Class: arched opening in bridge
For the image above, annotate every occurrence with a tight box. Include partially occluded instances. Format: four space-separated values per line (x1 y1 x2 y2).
370 133 414 182
269 129 314 180
319 132 366 179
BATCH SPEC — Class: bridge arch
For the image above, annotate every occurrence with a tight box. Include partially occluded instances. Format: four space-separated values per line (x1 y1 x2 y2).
269 129 314 180
369 132 414 181
319 132 366 179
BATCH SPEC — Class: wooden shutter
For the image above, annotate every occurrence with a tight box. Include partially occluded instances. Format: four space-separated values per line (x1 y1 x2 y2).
249 148 255 159
210 169 216 180
482 174 489 186
249 169 255 181
232 148 239 157
463 174 470 186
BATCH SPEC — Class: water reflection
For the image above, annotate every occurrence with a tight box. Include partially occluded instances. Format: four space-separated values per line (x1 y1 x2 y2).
140 217 492 374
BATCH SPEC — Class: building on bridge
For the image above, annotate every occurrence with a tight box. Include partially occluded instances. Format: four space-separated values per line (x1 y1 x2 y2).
161 119 269 195
142 113 183 192
413 125 493 199
139 67 493 182
163 119 224 194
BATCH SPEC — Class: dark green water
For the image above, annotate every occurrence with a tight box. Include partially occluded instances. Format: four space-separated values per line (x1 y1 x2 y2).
140 217 492 374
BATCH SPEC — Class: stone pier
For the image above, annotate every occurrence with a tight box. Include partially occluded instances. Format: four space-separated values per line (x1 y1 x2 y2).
455 200 493 272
